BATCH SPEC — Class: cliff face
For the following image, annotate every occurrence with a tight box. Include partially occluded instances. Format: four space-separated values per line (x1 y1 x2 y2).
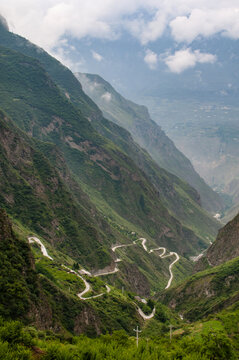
162 213 239 321
194 212 239 274
205 213 239 267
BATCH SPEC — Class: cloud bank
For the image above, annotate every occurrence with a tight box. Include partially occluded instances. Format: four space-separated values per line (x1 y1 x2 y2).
0 0 238 74
1 0 239 52
164 49 217 74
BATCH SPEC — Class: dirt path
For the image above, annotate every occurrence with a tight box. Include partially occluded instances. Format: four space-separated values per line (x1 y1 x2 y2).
28 234 180 319
136 238 180 289
28 237 53 260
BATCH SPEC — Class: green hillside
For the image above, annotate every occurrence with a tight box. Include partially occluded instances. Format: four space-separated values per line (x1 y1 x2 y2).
0 23 223 227
1 205 238 356
81 107 219 246
0 208 154 335
162 253 239 322
0 15 239 360
0 109 115 268
0 45 211 258
76 72 224 214
160 211 239 320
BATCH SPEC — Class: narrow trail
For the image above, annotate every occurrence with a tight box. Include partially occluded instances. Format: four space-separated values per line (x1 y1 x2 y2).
136 306 156 320
164 252 180 289
28 237 53 260
94 243 135 277
62 265 109 300
28 235 180 319
135 238 180 290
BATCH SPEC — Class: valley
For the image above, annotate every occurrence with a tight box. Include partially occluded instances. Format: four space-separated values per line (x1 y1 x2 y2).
139 96 239 223
0 9 239 359
29 235 180 299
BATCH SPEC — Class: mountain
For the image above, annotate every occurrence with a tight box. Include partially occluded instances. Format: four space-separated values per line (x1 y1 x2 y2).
0 20 224 215
0 108 115 269
162 212 239 321
152 99 239 220
196 213 239 270
0 208 149 335
70 76 219 247
0 96 186 296
0 111 176 331
0 42 204 298
0 20 221 257
1 14 239 358
75 72 224 215
162 254 239 322
0 45 205 257
0 208 38 320
1 204 238 355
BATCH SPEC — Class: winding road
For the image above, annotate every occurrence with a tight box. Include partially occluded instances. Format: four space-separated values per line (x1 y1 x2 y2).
62 265 109 300
136 306 156 320
28 235 180 319
135 238 180 289
28 237 53 260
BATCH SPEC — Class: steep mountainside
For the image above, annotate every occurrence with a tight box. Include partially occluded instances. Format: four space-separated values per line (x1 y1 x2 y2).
144 95 239 222
0 44 213 257
196 213 239 270
0 21 223 214
0 209 149 335
76 72 224 214
0 208 38 320
85 114 219 245
0 109 113 268
1 108 185 294
162 255 239 322
162 214 239 321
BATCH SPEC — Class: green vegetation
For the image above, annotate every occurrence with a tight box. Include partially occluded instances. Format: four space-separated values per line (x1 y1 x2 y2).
0 26 219 258
0 309 238 359
75 73 220 247
35 259 85 297
0 209 38 320
1 21 239 359
162 255 239 321
0 108 112 268
0 42 204 297
77 72 224 214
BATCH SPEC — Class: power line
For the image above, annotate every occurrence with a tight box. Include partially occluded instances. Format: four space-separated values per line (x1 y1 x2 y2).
169 324 174 343
133 326 142 347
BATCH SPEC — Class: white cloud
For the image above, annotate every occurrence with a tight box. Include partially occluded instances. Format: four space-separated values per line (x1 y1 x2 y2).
126 10 168 45
1 0 239 52
92 50 103 62
170 7 239 43
164 48 217 74
101 92 112 102
144 49 158 70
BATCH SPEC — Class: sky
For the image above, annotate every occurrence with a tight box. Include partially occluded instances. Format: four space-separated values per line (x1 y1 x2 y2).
1 0 239 74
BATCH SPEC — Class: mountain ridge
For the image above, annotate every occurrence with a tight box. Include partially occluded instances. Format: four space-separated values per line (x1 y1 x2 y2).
0 41 217 256
76 72 224 214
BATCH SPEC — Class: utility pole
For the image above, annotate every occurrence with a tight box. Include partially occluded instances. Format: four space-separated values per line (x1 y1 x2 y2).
133 326 142 347
169 324 174 343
